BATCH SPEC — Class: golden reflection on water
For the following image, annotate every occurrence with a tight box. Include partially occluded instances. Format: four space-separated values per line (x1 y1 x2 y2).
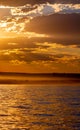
0 84 80 130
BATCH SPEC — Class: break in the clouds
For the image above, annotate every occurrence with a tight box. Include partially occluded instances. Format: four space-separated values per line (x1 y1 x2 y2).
10 4 80 17
0 0 80 6
0 4 80 19
1 3 80 18
0 3 80 38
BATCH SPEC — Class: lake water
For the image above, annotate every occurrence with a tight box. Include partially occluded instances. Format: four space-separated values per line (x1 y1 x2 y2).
0 84 80 130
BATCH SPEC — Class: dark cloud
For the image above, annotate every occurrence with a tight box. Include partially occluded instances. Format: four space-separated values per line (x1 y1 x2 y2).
0 0 80 6
0 47 80 65
0 38 38 50
0 48 53 62
0 37 80 51
0 39 80 73
25 14 80 36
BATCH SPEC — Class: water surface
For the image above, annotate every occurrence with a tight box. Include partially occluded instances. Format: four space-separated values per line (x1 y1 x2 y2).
0 84 80 130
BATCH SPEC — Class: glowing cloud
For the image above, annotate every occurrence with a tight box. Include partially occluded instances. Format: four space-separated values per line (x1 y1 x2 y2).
11 3 80 17
0 4 80 38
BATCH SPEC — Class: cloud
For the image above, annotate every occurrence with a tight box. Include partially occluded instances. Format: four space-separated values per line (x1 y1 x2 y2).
0 0 80 6
0 3 80 39
0 37 80 53
36 42 80 49
8 42 18 45
25 13 80 39
10 60 26 65
0 40 80 73
0 3 80 73
11 4 80 17
0 41 80 63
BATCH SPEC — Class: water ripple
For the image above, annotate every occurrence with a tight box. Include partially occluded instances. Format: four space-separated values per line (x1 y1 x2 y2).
0 84 80 130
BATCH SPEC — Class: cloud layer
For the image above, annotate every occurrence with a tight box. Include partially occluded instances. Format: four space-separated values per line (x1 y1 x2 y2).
10 4 80 17
0 2 80 73
0 0 80 6
0 39 80 73
0 3 80 39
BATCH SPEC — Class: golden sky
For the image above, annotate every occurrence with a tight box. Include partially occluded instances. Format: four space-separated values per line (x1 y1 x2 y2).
0 1 80 73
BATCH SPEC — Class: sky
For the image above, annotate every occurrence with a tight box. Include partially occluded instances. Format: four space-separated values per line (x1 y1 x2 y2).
0 0 80 73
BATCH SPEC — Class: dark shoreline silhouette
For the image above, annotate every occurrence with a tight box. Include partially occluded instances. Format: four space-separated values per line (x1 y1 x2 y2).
0 72 80 78
0 72 80 84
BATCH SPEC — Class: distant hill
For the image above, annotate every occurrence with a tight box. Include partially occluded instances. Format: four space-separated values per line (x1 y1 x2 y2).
0 72 80 84
0 72 80 78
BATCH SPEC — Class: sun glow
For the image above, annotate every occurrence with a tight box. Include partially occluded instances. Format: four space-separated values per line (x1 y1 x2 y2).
0 22 7 27
0 19 49 38
0 5 14 8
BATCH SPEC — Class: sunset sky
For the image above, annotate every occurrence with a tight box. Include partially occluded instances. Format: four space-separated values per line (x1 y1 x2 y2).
0 0 80 73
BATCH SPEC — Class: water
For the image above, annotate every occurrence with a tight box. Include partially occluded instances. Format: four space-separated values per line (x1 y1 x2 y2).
0 84 80 130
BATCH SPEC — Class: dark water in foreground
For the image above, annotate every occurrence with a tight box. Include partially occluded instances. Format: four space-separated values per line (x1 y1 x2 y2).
0 84 80 130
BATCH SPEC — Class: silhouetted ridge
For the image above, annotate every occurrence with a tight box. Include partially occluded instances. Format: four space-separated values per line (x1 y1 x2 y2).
0 72 80 78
